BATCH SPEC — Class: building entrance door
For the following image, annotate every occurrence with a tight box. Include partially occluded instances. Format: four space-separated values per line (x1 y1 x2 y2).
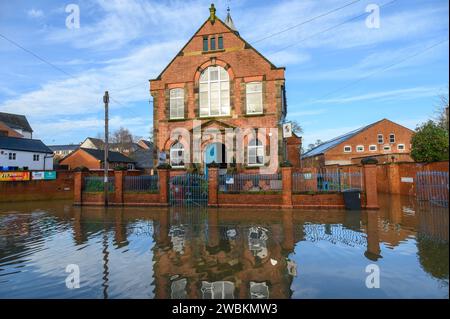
204 143 226 176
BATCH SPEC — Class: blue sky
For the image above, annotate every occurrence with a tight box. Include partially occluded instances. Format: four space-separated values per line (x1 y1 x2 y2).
0 0 448 146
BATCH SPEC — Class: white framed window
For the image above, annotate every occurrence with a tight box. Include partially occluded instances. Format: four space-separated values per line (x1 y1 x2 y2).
383 145 391 151
169 88 184 119
369 145 377 151
343 146 352 153
33 154 39 161
199 66 230 117
170 142 185 168
9 153 16 160
389 133 395 143
356 145 364 152
377 134 384 144
127 163 134 170
248 139 264 166
397 144 405 151
246 82 263 114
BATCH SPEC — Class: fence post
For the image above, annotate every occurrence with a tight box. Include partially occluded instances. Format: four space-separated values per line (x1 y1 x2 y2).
208 167 219 207
387 163 400 194
363 164 379 209
158 169 169 205
74 171 84 205
312 167 318 192
114 170 124 205
281 167 293 208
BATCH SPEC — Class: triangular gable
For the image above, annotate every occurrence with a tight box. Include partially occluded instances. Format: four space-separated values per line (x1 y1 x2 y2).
152 15 282 81
189 119 236 132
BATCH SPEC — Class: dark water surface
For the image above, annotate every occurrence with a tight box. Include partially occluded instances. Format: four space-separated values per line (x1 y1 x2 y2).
0 195 448 299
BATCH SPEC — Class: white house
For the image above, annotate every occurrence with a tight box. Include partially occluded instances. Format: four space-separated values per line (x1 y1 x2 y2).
0 136 54 171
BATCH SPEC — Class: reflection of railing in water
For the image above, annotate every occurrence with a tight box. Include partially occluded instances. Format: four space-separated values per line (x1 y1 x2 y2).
302 224 367 247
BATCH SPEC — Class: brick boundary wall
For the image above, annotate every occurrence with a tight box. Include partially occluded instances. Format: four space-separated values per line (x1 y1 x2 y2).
0 171 74 203
74 165 379 209
74 166 379 210
339 161 449 196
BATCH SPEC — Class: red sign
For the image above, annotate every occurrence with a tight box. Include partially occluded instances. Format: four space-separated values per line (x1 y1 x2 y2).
0 171 31 181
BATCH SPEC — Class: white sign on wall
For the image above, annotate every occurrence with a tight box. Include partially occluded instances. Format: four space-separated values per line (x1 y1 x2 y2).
401 177 414 183
282 122 292 138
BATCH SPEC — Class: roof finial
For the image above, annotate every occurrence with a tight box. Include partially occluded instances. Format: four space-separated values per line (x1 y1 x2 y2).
225 1 237 32
209 3 216 22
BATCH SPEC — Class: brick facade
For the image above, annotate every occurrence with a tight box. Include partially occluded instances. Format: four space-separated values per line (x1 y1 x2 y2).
150 6 301 172
303 119 414 167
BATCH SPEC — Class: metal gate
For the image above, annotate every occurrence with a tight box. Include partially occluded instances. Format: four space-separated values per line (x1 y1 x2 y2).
169 174 208 207
416 171 449 207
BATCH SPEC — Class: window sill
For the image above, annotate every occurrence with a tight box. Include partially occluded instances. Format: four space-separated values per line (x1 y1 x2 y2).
244 165 265 169
168 118 186 122
202 49 225 54
199 115 232 120
243 113 264 117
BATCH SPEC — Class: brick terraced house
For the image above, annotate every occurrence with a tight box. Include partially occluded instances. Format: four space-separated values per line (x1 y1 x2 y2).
302 119 414 167
150 4 301 173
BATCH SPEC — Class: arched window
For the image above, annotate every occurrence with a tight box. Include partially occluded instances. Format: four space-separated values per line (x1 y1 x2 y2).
248 139 264 166
170 142 185 168
246 82 263 114
199 66 230 117
170 88 184 119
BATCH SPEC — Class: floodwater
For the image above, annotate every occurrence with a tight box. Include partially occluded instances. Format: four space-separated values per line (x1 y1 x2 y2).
0 195 448 299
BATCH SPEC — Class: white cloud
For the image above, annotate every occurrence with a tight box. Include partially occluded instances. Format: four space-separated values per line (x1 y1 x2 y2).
0 40 180 118
45 0 207 51
309 86 443 105
27 8 44 19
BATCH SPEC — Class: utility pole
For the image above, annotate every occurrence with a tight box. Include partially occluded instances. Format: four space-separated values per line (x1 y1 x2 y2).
103 91 109 206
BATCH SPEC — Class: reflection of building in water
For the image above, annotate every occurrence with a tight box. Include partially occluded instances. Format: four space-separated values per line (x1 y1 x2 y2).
247 226 269 259
171 278 187 299
201 281 235 299
169 225 187 254
375 194 417 248
250 282 269 299
153 210 295 299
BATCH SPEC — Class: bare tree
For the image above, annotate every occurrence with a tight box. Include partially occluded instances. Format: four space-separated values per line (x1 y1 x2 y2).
149 126 154 143
435 92 449 132
111 127 134 153
286 119 303 135
307 139 323 151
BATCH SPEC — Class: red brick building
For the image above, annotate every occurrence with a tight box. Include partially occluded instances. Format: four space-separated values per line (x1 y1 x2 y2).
150 5 301 172
59 148 135 171
302 119 414 167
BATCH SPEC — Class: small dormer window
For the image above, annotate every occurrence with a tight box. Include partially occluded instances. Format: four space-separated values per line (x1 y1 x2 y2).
218 36 223 49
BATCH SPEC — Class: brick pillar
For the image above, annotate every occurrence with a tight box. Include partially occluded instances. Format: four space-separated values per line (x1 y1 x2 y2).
158 169 169 205
363 164 379 210
74 171 84 205
281 167 293 208
208 167 219 207
387 163 400 194
114 170 124 205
